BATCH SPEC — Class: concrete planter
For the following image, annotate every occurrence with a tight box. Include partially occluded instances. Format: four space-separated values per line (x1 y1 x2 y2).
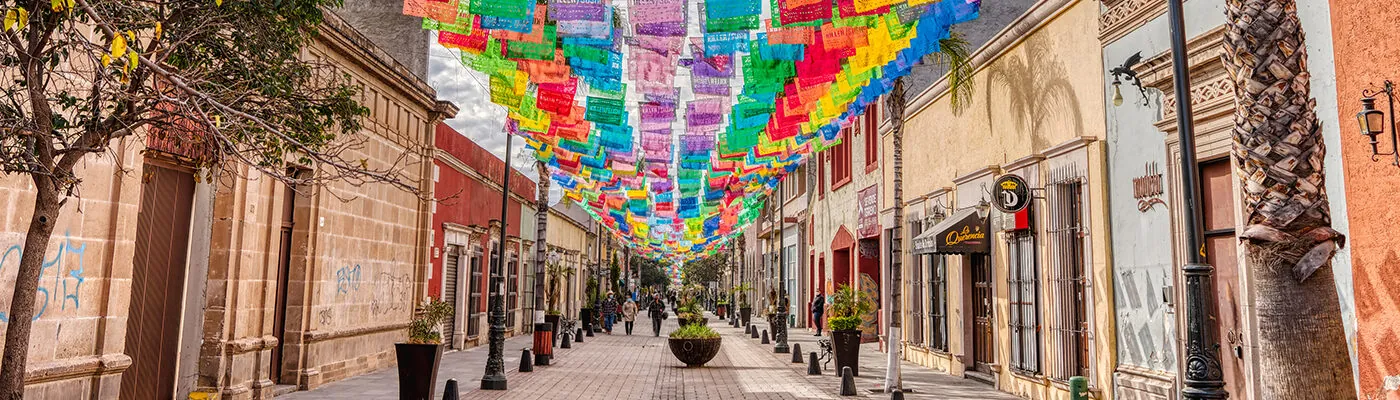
831 330 861 377
394 343 443 400
668 337 722 367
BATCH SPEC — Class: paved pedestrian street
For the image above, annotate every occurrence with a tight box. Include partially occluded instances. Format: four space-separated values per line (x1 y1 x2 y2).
283 314 1019 399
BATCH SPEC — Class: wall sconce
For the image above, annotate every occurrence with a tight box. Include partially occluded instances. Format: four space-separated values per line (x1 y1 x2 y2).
1109 52 1147 107
975 199 991 219
1358 81 1400 166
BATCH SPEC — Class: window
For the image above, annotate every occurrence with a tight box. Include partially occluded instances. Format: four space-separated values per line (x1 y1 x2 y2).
831 127 852 188
1008 229 1041 374
1048 173 1091 382
782 165 806 200
927 255 948 351
908 222 923 347
507 253 519 329
818 153 827 197
468 246 483 337
864 104 879 170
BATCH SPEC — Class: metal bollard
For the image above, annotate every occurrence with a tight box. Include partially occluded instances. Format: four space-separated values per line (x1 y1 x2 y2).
807 352 821 375
761 330 770 344
519 348 534 372
840 367 856 396
576 328 585 342
891 390 904 400
560 332 572 348
442 379 460 400
791 343 803 363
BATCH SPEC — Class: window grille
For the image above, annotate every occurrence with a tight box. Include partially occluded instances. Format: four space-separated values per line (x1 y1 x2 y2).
908 221 924 347
1047 168 1092 382
928 255 948 351
467 248 483 337
1008 229 1041 374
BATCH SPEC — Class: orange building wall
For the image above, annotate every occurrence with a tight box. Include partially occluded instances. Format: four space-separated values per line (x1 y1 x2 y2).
1329 0 1400 396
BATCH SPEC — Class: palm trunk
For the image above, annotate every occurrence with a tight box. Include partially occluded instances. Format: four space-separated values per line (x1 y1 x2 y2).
534 162 549 324
0 180 63 398
1221 0 1355 396
882 79 906 392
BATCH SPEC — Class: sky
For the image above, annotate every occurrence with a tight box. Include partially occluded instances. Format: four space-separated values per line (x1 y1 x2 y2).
427 35 565 205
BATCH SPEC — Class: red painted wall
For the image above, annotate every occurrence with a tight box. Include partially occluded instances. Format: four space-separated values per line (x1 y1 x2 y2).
430 123 537 310
1329 1 1400 394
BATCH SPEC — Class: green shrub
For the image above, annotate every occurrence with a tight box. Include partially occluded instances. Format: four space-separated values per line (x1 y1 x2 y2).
407 298 453 344
669 324 720 340
828 315 862 331
826 284 873 331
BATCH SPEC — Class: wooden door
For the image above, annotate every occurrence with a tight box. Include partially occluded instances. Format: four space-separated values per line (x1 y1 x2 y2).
443 247 460 348
121 162 196 400
971 255 994 373
1200 159 1245 395
271 176 297 383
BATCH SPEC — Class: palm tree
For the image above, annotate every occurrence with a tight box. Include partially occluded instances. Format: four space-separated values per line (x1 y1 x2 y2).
1220 0 1355 397
882 33 974 392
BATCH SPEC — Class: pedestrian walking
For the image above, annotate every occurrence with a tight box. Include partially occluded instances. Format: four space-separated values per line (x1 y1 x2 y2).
811 290 825 336
649 294 666 336
622 299 638 335
601 292 619 334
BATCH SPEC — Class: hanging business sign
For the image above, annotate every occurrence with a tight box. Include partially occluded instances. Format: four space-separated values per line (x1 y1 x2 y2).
857 185 880 238
992 174 1031 213
911 208 990 255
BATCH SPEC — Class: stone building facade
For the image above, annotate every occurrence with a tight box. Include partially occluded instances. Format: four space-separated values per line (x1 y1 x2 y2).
0 9 455 399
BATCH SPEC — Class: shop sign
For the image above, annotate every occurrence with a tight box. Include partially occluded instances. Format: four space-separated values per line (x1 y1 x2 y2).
992 174 1030 213
857 185 879 238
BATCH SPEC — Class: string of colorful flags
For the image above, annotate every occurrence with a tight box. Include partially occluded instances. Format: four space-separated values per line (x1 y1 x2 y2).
406 0 981 263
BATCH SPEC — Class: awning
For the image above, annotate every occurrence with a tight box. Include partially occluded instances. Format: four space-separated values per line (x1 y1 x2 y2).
912 208 990 255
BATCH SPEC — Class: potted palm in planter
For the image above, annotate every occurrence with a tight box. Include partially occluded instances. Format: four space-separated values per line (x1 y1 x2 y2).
545 260 575 339
675 284 708 327
668 324 722 367
396 298 452 400
732 283 753 326
827 284 873 377
581 276 599 331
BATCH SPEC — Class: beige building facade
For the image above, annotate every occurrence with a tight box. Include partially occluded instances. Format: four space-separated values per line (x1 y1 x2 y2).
888 0 1118 398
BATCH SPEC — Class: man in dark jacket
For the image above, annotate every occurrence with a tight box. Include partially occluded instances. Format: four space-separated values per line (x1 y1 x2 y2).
601 292 619 334
648 294 666 336
811 291 825 336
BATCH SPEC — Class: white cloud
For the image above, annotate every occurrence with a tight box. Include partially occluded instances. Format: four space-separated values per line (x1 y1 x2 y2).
427 35 541 182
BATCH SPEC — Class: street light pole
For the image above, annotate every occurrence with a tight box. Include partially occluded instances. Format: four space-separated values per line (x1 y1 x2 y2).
775 184 790 353
481 131 512 391
1166 0 1227 398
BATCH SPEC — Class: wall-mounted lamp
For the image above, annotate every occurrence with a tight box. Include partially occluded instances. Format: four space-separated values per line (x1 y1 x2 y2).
975 199 991 219
1358 81 1400 166
1109 52 1147 107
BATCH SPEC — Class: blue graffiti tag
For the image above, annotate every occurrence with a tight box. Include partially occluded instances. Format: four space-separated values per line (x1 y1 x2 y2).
0 232 87 323
335 264 362 294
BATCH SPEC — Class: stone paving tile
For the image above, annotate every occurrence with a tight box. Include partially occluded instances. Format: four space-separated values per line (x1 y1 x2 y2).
279 314 1018 400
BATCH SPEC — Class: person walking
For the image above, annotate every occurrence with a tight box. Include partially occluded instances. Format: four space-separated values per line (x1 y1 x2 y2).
811 290 825 336
622 299 639 335
601 292 619 334
649 294 666 336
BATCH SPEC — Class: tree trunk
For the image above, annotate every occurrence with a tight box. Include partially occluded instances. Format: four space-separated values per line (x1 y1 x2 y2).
534 162 549 323
883 79 906 392
1221 0 1355 396
0 180 63 398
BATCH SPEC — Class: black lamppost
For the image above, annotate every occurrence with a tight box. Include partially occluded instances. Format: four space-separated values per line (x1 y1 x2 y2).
1167 0 1227 398
481 131 512 391
774 184 790 353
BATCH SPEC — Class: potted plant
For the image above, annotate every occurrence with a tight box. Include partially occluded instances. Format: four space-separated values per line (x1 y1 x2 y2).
732 283 753 326
675 285 708 327
827 284 873 377
582 276 599 331
545 259 575 339
667 324 722 367
396 298 452 400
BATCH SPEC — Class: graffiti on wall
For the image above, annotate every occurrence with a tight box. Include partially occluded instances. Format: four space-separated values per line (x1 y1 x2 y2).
371 273 411 315
0 232 86 323
334 264 362 295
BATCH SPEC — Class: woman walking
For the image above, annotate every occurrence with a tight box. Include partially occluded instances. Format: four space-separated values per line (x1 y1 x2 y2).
649 294 666 336
622 299 639 335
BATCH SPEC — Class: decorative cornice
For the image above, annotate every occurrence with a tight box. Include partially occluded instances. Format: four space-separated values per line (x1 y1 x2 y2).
1042 136 1099 159
24 354 131 385
1004 153 1047 171
953 165 1002 186
1099 0 1168 45
1134 25 1231 123
905 0 1079 119
319 10 438 107
305 322 410 343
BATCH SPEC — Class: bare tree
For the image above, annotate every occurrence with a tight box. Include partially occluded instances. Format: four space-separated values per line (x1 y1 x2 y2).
0 0 430 396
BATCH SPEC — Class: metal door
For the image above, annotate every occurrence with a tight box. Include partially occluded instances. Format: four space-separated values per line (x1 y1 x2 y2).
121 161 196 400
443 247 460 348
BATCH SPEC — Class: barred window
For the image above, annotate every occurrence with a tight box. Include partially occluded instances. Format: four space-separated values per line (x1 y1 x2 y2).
928 255 948 351
1008 229 1041 374
507 255 519 329
467 247 483 337
1048 172 1092 382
